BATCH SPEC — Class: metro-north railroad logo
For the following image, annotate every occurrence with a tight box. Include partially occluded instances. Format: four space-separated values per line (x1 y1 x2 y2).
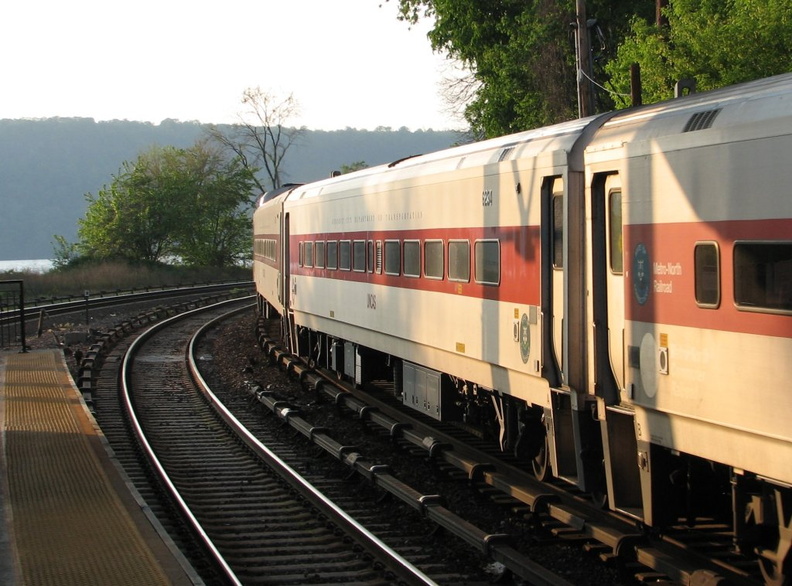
633 243 650 305
519 313 531 363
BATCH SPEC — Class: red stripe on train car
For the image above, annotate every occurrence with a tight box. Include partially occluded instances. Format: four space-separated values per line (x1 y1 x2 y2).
289 225 541 306
625 218 792 339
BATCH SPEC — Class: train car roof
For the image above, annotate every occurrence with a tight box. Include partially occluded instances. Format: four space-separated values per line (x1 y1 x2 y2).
256 183 303 207
286 114 601 202
589 72 792 151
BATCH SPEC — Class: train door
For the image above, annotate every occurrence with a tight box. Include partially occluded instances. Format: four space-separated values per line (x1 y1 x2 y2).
540 176 573 484
540 172 603 492
605 175 625 391
550 178 565 384
542 177 565 387
592 173 624 402
282 212 295 352
593 172 644 518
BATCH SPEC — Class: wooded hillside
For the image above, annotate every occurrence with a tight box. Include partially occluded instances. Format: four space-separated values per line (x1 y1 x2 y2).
0 118 459 260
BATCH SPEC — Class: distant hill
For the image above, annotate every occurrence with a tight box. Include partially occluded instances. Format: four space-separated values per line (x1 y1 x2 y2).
0 118 462 261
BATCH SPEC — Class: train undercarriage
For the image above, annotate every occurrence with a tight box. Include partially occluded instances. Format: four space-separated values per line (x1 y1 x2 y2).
261 298 792 585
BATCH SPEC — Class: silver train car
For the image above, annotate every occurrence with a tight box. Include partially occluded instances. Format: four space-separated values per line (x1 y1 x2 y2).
254 74 792 583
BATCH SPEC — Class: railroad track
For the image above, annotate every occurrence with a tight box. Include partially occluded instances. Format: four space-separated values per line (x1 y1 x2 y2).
92 298 537 585
83 296 763 585
243 316 769 586
0 280 253 351
123 299 447 585
197 315 579 585
1 281 253 323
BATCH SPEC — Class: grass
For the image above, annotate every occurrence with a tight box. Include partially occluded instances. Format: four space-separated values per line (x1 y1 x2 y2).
0 261 251 303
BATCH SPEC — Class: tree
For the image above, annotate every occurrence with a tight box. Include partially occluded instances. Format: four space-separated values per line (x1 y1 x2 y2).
52 235 79 269
172 143 258 267
389 0 653 138
76 141 256 267
207 88 305 194
339 161 369 174
606 0 792 106
78 148 181 263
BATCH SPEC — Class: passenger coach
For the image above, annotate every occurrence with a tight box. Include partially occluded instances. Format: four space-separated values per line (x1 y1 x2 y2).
254 73 792 584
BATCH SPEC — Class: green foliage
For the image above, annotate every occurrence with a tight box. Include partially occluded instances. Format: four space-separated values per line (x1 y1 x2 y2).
393 0 792 133
76 141 256 268
390 0 653 137
175 153 257 267
339 161 368 174
51 235 79 270
426 0 578 135
606 0 792 105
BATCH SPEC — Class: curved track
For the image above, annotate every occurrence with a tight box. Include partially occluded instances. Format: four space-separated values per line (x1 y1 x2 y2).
119 300 457 585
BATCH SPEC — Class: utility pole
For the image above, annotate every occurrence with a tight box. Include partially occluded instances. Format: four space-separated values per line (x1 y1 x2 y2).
575 0 594 118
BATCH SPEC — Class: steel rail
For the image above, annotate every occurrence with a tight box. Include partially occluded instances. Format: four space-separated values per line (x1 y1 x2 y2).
0 281 253 324
120 297 250 586
187 307 441 586
250 321 577 586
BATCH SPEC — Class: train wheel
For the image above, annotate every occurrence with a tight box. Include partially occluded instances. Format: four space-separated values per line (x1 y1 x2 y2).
532 435 552 481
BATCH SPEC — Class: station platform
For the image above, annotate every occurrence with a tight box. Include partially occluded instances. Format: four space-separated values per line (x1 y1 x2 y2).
0 349 200 586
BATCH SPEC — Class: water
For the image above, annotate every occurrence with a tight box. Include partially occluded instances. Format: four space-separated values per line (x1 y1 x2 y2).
0 259 54 273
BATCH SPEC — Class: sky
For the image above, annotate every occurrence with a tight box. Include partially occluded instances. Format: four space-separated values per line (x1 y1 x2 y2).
1 0 465 131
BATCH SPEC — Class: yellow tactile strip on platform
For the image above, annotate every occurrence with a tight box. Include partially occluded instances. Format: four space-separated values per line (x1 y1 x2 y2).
1 351 171 586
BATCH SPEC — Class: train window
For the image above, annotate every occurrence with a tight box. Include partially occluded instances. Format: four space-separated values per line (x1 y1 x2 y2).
424 240 444 279
694 242 720 307
448 240 470 282
375 241 383 274
298 242 304 267
734 242 792 313
385 240 401 275
304 241 314 268
404 240 420 278
609 190 623 274
553 195 563 268
353 240 366 272
340 240 351 271
315 241 325 269
367 240 374 273
327 241 338 270
475 240 500 285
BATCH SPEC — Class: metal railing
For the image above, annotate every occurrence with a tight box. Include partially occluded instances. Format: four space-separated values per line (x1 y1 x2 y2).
0 280 253 352
0 280 27 351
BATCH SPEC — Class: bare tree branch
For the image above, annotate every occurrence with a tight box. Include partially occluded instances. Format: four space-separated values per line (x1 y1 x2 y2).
207 88 305 193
